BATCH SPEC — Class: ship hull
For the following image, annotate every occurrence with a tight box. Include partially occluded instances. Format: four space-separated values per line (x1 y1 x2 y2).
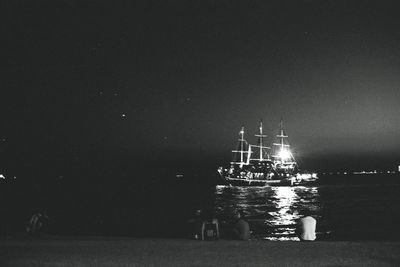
217 172 318 187
223 177 292 186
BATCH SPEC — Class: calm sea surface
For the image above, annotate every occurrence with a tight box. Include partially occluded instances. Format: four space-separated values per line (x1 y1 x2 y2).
2 173 400 241
208 173 400 241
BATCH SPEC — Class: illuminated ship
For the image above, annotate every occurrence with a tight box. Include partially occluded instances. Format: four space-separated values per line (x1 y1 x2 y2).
217 120 317 186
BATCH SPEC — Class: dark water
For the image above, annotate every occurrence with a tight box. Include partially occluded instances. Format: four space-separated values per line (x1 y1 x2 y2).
210 173 400 241
2 173 400 241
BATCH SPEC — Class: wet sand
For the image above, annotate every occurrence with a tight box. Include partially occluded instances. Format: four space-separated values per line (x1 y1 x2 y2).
1 237 400 266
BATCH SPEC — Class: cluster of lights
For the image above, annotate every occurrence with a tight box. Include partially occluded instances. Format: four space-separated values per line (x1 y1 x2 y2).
0 174 16 180
321 170 399 175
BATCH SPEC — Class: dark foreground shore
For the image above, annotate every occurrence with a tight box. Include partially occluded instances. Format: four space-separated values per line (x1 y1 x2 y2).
1 237 400 266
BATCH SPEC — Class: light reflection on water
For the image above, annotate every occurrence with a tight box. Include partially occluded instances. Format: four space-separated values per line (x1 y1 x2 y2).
214 185 320 241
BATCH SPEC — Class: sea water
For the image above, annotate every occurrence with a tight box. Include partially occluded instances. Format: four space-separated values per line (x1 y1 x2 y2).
210 173 400 241
2 173 400 241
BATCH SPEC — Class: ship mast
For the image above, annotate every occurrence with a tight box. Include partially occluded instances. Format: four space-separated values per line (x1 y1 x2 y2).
272 119 295 165
246 120 271 164
254 120 269 161
231 126 248 167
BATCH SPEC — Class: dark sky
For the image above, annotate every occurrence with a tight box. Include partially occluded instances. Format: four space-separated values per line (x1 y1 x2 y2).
1 0 400 177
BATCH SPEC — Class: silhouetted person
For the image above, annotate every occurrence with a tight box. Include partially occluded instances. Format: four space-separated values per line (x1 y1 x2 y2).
187 209 203 239
296 211 316 241
232 210 250 240
27 211 48 236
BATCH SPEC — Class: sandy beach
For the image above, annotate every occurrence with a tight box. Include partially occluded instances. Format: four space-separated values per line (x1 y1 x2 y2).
1 237 400 266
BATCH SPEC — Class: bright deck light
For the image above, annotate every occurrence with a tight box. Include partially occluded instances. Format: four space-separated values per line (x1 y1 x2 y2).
278 149 291 160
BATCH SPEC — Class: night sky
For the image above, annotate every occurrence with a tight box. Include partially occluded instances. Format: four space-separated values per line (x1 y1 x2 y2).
2 1 400 180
